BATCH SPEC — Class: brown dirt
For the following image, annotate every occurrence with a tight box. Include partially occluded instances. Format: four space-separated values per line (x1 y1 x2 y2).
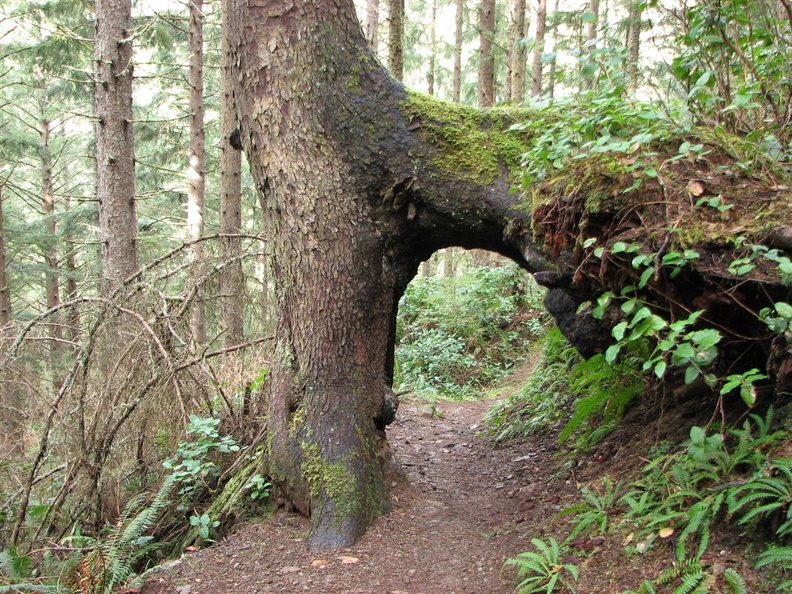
138 372 770 594
140 383 585 594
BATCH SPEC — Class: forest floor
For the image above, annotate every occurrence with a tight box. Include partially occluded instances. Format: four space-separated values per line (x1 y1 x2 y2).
139 362 762 594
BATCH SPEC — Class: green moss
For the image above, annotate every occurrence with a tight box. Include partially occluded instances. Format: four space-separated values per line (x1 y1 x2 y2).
301 442 358 515
288 405 306 436
403 90 538 184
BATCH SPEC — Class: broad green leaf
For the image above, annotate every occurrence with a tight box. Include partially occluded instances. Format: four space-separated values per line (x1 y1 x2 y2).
775 302 792 318
605 343 621 363
740 384 757 407
689 426 705 444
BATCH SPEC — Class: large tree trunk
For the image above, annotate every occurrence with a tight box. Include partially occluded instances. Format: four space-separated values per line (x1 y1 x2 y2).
0 186 10 328
187 0 206 346
228 0 792 552
229 0 546 550
220 0 246 347
478 0 496 107
94 0 138 288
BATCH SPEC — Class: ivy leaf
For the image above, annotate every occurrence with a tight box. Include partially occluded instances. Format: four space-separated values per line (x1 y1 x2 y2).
685 365 700 384
654 360 667 379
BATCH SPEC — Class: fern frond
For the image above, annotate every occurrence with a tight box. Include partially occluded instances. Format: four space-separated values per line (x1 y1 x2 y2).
756 545 792 568
721 567 747 594
673 567 704 594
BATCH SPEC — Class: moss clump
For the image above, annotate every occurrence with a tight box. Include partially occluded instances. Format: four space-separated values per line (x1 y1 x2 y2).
403 90 539 184
301 442 358 515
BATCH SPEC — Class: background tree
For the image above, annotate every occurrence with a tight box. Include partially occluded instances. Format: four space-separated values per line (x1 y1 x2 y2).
366 0 379 52
95 0 138 288
220 0 245 347
0 186 10 327
478 0 496 106
388 0 405 80
452 0 465 102
626 0 643 93
187 0 206 346
582 0 599 90
531 0 547 96
507 0 528 104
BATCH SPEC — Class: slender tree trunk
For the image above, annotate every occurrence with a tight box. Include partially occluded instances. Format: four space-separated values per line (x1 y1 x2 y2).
220 0 246 347
478 0 496 107
0 186 10 328
426 0 437 96
187 0 207 346
443 248 455 278
531 0 547 97
452 0 464 102
626 0 643 93
63 195 80 341
388 0 404 81
95 0 138 288
582 0 599 91
546 0 559 98
366 0 379 53
508 0 527 104
39 117 61 337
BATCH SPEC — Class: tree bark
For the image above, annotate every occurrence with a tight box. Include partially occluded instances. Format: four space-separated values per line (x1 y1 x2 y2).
626 0 643 93
508 0 527 104
583 0 599 90
95 0 139 288
366 0 379 53
452 0 464 102
426 0 437 96
546 0 559 98
478 0 496 107
531 0 547 97
388 0 404 81
0 186 10 328
229 0 550 550
187 0 207 346
39 117 61 339
220 0 245 347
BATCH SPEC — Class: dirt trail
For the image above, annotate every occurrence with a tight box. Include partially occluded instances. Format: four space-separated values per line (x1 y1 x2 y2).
141 391 573 594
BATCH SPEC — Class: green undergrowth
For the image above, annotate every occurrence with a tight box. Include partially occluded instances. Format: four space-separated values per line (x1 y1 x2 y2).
506 408 792 593
485 326 648 449
1 414 270 594
395 262 549 400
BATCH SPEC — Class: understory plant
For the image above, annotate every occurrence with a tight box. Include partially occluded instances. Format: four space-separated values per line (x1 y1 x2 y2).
396 262 548 398
508 408 789 592
506 537 579 594
485 326 646 449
